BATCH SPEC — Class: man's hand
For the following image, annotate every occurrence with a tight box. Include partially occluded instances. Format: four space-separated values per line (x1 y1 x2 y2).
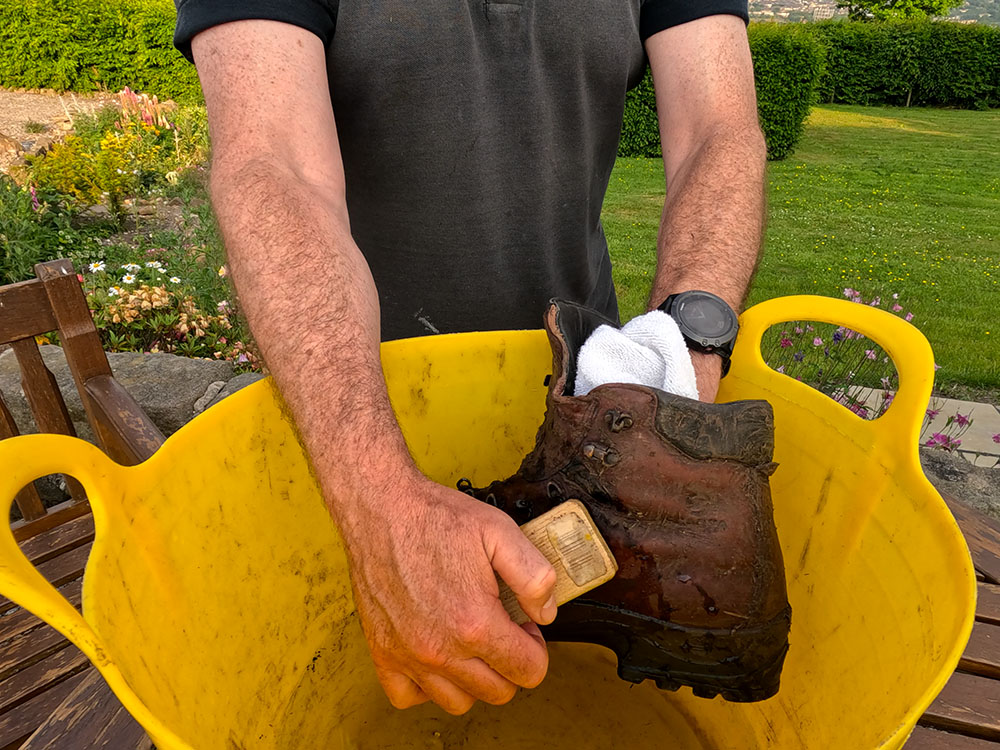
338 473 557 714
190 19 555 715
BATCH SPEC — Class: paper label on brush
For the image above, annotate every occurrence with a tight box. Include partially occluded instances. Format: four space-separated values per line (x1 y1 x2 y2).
548 515 607 587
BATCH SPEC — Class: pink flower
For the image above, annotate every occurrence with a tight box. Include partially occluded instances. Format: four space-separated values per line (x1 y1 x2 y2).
934 363 941 371
905 312 914 322
813 337 823 346
29 186 40 212
892 303 903 312
992 433 1000 444
780 337 793 348
926 408 940 420
865 349 877 360
954 413 971 427
794 326 804 335
869 297 881 307
843 288 856 298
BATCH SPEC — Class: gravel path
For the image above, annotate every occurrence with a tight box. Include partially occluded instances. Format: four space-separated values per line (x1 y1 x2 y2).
0 88 118 173
0 88 114 143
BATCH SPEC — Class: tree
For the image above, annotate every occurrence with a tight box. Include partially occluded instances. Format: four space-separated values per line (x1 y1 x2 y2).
837 0 966 21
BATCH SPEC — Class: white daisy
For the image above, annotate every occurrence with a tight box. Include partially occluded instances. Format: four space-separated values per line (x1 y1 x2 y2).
121 263 141 273
88 261 106 273
145 261 163 269
169 276 181 284
122 274 136 284
108 286 122 296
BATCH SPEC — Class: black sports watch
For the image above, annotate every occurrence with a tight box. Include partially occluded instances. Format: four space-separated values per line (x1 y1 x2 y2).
657 290 740 377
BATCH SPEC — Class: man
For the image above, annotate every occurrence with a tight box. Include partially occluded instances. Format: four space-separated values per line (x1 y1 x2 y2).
174 0 766 716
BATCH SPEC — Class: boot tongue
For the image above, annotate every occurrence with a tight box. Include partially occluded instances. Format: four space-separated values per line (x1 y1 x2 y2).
548 299 620 396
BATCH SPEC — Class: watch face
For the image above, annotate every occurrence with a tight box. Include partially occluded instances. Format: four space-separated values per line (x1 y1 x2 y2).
671 291 739 348
678 298 730 338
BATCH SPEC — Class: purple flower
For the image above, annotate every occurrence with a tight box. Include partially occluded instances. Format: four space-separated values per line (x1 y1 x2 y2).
793 351 804 362
954 413 971 427
237 353 249 364
992 433 1000 444
865 349 877 360
832 329 844 344
776 365 785 374
869 297 881 307
843 287 856 298
780 337 793 348
892 303 903 312
794 326 804 335
824 346 830 357
905 312 914 322
926 408 940 420
849 403 869 418
883 391 895 407
29 186 40 212
881 376 891 388
934 363 941 371
813 337 823 346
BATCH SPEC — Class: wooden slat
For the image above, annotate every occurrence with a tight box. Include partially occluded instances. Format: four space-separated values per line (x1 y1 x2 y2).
0 646 88 715
959 623 1000 680
0 278 57 344
919 671 1000 741
907 726 1000 748
0 394 46 523
11 501 91 544
84 375 165 465
979 583 1000 627
35 261 125 466
11 338 87 504
0 543 90 614
22 670 152 750
16 514 94 568
944 495 1000 584
0 669 89 750
0 581 82 645
0 627 71 682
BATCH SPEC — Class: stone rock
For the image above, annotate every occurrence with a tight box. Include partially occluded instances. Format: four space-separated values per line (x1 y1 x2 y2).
0 346 234 441
0 132 22 156
193 381 227 414
206 372 267 410
921 447 1000 521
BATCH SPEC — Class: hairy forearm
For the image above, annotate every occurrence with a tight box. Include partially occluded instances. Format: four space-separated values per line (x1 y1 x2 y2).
648 124 766 312
210 159 417 527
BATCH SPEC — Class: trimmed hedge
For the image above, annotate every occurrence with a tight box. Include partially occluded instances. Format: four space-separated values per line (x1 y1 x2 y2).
0 0 200 103
814 20 1000 109
620 24 827 161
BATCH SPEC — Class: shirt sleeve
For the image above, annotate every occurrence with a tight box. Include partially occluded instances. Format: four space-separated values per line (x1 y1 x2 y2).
173 0 337 62
639 0 749 41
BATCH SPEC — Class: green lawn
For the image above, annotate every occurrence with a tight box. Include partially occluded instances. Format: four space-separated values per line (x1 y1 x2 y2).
604 105 1000 398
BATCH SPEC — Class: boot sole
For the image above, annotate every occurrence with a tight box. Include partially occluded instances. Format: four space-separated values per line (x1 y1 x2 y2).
542 600 791 703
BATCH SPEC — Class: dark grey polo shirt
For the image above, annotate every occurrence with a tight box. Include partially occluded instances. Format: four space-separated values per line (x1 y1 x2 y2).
176 1 747 340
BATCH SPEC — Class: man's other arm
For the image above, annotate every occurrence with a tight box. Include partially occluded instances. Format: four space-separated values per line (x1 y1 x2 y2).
190 20 556 714
645 16 767 402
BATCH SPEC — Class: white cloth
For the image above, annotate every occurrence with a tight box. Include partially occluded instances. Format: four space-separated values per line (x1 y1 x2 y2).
574 310 700 400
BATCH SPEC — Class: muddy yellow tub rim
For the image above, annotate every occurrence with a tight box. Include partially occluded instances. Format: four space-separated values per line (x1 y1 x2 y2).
0 295 976 749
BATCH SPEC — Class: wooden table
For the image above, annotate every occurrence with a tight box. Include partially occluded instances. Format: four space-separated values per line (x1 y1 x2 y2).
0 496 998 748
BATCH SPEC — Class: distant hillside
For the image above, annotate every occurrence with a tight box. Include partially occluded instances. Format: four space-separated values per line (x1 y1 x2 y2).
748 0 999 25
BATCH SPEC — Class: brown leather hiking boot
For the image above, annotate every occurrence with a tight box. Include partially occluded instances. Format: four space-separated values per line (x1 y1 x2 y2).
460 299 791 702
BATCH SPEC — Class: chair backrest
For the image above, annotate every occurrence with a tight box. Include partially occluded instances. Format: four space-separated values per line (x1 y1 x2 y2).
0 259 164 540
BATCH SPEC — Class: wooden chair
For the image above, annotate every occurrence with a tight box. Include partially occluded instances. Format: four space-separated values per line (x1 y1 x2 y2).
0 258 161 748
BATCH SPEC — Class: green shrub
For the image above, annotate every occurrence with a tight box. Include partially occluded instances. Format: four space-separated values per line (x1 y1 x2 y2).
0 0 201 102
750 24 828 160
813 20 1000 108
619 24 826 161
0 177 95 284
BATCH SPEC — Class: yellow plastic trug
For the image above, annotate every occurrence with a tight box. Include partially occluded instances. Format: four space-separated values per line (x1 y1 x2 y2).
0 296 975 749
